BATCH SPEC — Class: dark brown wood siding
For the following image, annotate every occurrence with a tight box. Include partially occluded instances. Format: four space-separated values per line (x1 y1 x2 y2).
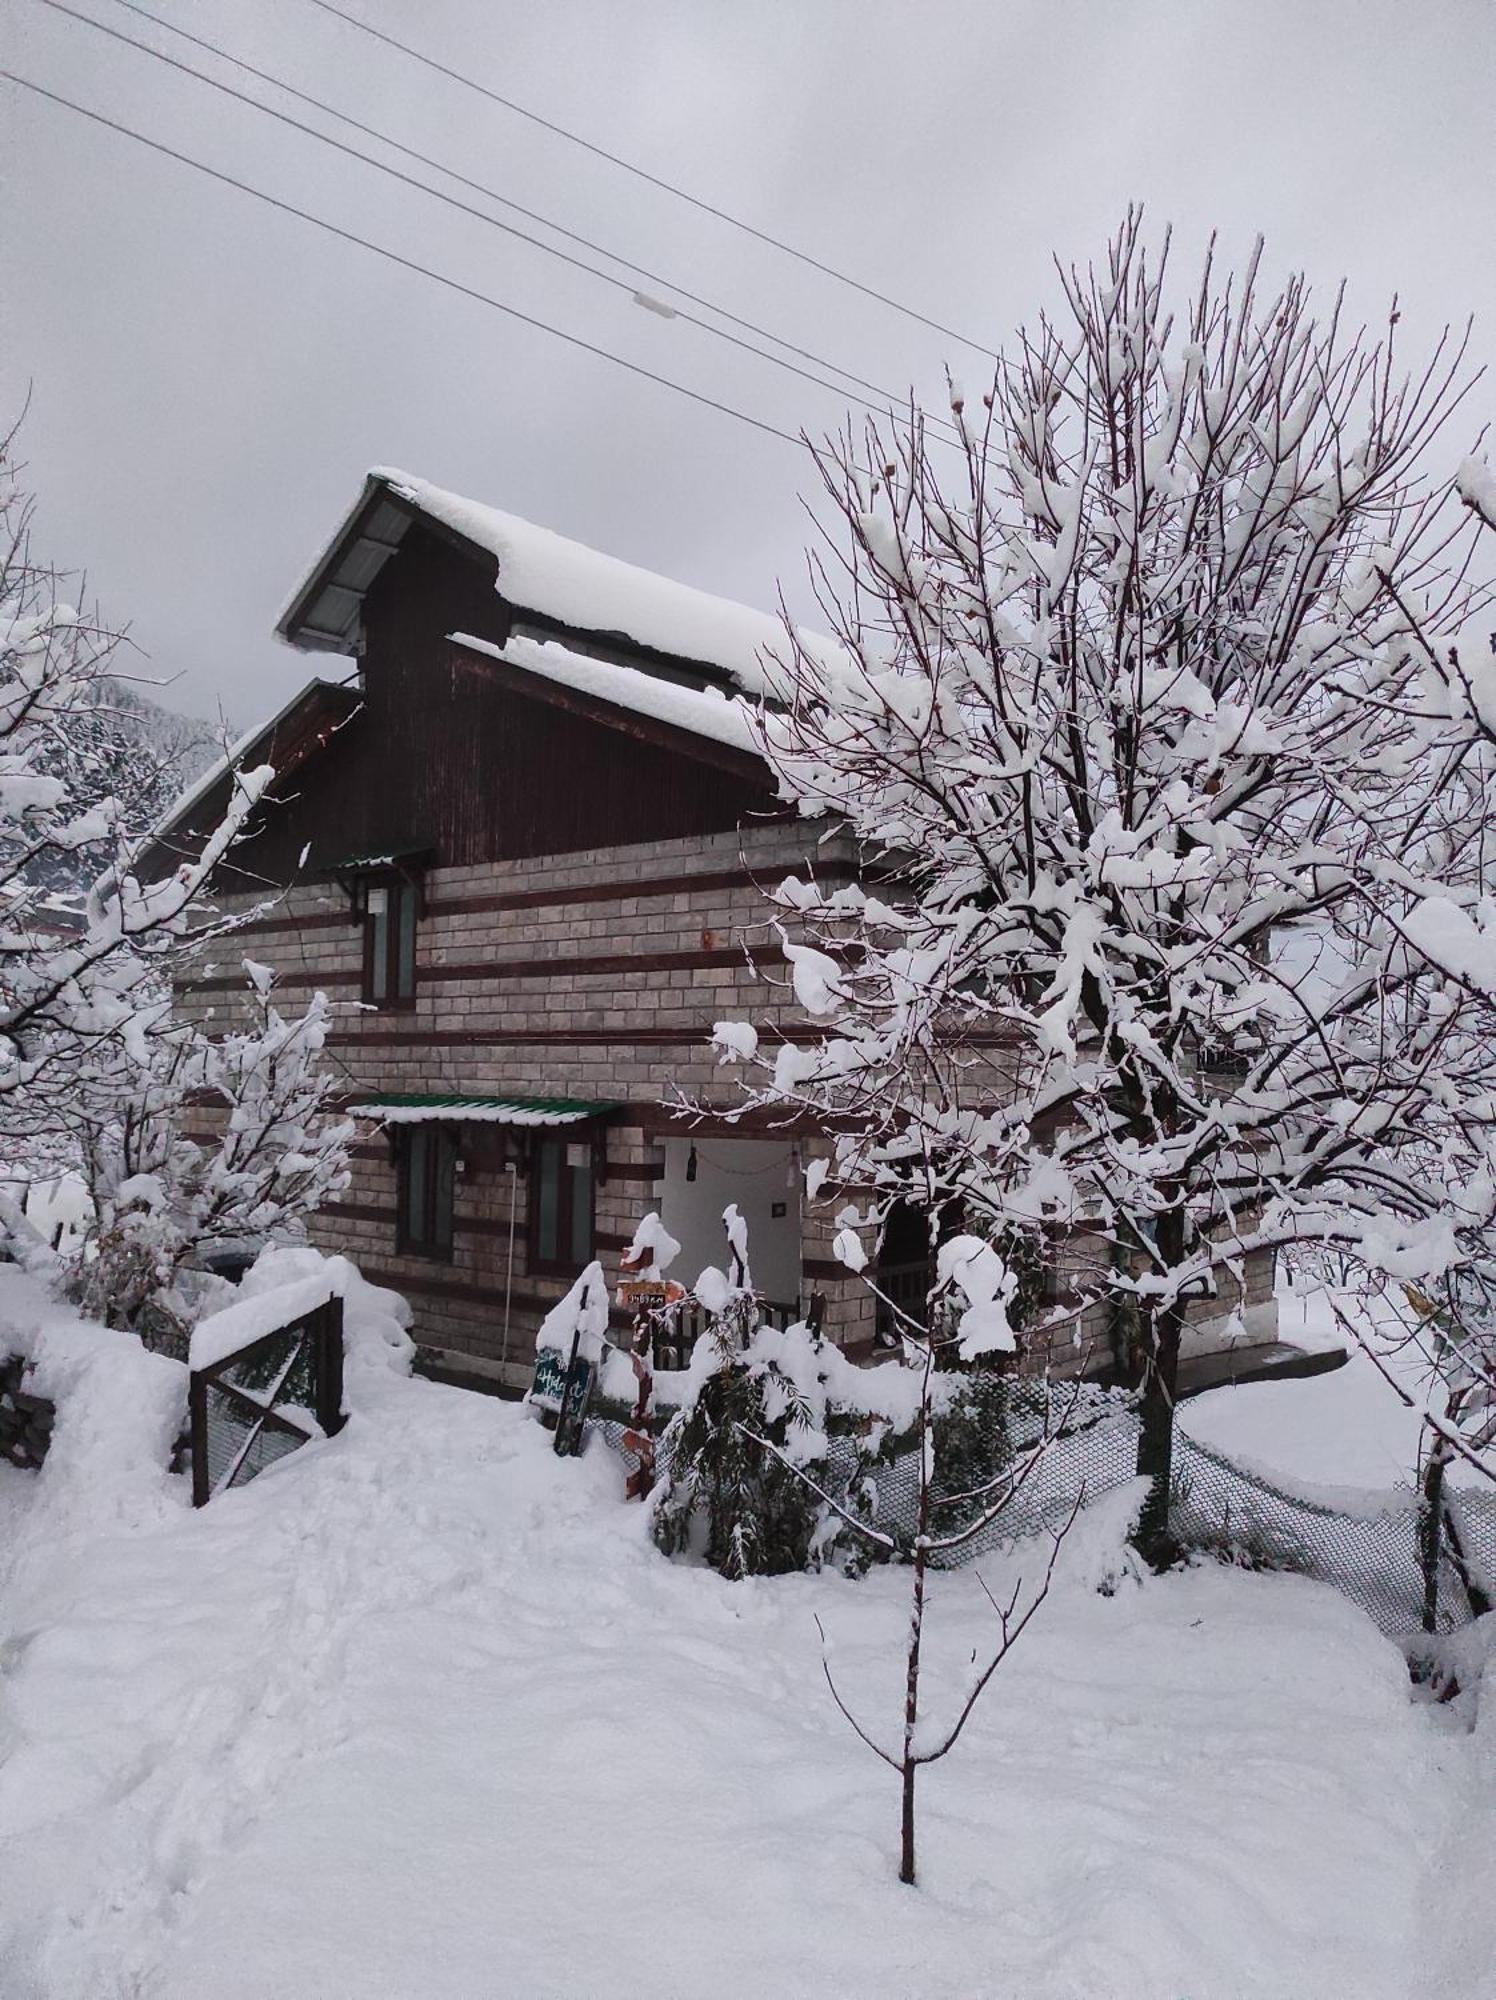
209 525 780 885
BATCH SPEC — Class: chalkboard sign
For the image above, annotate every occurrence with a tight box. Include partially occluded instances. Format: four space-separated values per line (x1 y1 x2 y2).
530 1343 568 1416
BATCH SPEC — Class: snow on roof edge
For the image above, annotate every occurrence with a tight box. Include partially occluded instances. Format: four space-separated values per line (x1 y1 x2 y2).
449 631 761 758
376 468 831 695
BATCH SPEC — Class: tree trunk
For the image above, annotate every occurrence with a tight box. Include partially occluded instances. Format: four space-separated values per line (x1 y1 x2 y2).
1134 1304 1184 1567
900 1366 933 1888
899 1755 917 1886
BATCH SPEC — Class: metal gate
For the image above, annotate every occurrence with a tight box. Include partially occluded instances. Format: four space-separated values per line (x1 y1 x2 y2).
189 1295 345 1506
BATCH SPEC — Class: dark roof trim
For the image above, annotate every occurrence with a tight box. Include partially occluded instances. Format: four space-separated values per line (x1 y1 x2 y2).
145 677 363 858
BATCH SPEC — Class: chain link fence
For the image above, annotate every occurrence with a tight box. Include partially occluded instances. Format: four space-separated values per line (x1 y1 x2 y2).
1169 1432 1494 1635
597 1375 1496 1636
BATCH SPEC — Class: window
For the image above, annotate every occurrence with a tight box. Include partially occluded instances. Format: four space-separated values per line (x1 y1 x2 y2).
362 875 419 1007
530 1135 594 1272
398 1127 456 1259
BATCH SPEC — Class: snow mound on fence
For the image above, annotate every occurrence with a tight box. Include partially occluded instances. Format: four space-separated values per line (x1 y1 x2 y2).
232 1246 416 1393
0 1267 186 1537
189 1272 338 1374
0 1247 416 1562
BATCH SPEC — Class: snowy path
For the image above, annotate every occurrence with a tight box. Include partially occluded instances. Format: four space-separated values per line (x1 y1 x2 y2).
1 1368 1490 2000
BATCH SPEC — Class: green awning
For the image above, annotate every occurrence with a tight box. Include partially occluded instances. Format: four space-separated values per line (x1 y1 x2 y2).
354 1094 620 1128
326 845 433 874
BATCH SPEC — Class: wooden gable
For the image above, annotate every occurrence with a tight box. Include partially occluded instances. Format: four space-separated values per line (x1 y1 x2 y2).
173 524 779 887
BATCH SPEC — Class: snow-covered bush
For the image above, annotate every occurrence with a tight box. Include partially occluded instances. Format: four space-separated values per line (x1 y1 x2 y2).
0 1266 188 1538
67 964 352 1345
652 1315 849 1577
647 1215 1038 1579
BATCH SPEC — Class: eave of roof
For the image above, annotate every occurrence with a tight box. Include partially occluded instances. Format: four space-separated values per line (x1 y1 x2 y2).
323 845 434 875
148 678 363 848
276 477 423 657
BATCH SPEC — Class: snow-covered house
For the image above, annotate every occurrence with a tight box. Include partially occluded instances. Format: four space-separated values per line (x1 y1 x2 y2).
155 471 874 1384
157 470 1281 1389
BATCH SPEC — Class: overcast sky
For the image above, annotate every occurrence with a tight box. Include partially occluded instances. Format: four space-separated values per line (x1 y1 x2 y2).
4 0 1494 730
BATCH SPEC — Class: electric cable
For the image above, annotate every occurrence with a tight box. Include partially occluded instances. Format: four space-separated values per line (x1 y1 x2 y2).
2 68 809 449
102 0 941 430
305 0 1001 363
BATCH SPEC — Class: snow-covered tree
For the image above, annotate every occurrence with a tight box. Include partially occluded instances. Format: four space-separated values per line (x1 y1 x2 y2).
21 675 218 894
738 1218 1077 1887
716 214 1496 1557
1319 453 1496 1502
0 427 273 1258
69 963 353 1343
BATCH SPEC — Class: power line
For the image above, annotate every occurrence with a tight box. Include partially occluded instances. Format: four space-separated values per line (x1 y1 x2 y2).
39 0 881 425
306 0 1001 364
52 1 945 441
1 68 807 449
103 0 932 429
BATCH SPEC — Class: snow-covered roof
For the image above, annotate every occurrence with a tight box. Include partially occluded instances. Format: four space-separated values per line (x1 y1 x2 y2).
152 719 265 843
380 471 804 693
355 1094 619 1127
449 631 759 757
279 469 833 695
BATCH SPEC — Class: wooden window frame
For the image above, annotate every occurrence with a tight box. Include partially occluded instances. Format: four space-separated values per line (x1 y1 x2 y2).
528 1132 596 1276
397 1126 457 1261
360 871 421 1010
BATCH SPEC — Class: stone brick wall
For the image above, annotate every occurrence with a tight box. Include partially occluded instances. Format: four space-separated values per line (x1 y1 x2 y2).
178 820 875 1374
1023 1235 1279 1380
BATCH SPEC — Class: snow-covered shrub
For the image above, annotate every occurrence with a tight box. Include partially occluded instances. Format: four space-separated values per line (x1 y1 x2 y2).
652 1364 819 1576
66 965 352 1347
650 1307 1037 1578
0 1267 188 1537
651 1289 843 1577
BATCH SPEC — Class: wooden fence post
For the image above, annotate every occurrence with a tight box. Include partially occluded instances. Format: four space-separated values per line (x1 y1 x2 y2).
189 1365 211 1509
1419 1443 1448 1633
315 1296 346 1438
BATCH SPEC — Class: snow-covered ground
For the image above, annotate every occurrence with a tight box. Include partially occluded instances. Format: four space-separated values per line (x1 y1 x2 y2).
2 1269 1493 2000
1181 1278 1480 1490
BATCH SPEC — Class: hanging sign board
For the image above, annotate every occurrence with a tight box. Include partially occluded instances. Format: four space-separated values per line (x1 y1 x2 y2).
617 1278 686 1313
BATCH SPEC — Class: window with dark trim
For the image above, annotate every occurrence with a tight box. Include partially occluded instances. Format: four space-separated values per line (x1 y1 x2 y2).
530 1134 594 1273
362 874 419 1008
398 1127 456 1259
